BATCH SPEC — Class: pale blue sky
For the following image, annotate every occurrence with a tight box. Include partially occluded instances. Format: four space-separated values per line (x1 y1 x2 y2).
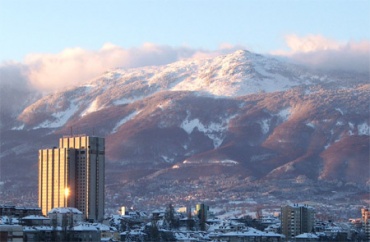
0 0 369 62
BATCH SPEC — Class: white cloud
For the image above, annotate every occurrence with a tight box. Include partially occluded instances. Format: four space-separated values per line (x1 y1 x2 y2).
0 63 38 126
282 34 342 53
273 34 370 73
12 43 242 93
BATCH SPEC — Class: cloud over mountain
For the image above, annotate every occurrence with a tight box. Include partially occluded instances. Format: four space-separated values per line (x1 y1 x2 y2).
1 49 369 211
1 43 242 93
1 36 367 96
274 34 370 73
0 63 35 114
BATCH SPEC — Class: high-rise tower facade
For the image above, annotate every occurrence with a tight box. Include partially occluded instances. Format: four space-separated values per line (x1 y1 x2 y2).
38 135 105 222
281 204 315 239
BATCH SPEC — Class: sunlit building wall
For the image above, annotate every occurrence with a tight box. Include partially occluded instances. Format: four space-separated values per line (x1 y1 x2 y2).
38 135 105 222
38 148 76 217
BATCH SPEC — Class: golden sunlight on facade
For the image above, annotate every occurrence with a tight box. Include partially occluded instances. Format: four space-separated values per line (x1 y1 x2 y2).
38 135 105 222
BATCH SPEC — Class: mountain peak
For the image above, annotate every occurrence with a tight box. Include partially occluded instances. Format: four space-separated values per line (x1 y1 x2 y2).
233 49 251 55
228 49 257 59
15 50 367 131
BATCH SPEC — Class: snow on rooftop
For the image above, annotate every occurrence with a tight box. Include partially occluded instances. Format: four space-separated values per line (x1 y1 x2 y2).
23 226 62 231
285 203 315 209
22 215 49 220
217 228 283 238
295 232 319 239
73 223 99 231
48 207 82 214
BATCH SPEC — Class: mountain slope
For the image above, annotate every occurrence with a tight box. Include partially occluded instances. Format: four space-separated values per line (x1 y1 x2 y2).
0 50 369 210
15 50 366 130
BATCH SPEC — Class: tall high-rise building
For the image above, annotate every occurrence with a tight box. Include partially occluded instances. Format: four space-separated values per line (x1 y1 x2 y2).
39 135 105 222
195 203 209 231
281 204 315 239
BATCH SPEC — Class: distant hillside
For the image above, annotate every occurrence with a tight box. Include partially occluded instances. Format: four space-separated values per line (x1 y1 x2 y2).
0 50 368 209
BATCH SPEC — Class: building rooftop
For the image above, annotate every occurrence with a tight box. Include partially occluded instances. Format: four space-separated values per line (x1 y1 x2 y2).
22 215 49 220
48 207 83 214
295 233 319 239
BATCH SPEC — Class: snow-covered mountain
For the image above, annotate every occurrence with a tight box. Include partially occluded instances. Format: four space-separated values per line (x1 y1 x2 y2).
1 50 369 209
14 50 364 130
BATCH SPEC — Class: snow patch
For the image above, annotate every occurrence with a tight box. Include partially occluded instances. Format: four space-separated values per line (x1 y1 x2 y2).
209 160 239 165
348 122 354 129
161 155 174 163
358 122 369 135
157 100 173 110
33 102 79 129
181 118 202 134
277 107 291 121
81 99 101 116
111 111 140 133
11 124 25 130
250 154 272 162
260 119 270 134
335 108 344 115
113 95 142 105
180 114 232 148
182 159 238 166
306 122 315 128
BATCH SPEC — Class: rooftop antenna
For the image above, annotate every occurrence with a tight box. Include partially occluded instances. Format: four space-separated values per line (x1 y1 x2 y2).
70 126 73 136
92 127 95 136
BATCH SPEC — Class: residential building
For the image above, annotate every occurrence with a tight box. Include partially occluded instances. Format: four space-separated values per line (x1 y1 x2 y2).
47 207 83 227
38 135 105 222
0 224 23 242
0 205 41 218
281 204 315 239
20 215 50 226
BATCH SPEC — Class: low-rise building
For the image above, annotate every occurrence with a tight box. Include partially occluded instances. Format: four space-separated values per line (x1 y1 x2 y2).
0 224 23 242
23 226 63 242
295 232 319 241
47 207 83 227
70 223 100 241
209 228 284 242
0 205 41 218
20 215 50 226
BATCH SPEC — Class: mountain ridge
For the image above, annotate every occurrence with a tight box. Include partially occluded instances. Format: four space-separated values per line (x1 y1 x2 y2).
0 50 369 211
14 49 367 130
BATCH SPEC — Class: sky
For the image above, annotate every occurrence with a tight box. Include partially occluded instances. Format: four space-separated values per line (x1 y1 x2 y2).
0 0 369 92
